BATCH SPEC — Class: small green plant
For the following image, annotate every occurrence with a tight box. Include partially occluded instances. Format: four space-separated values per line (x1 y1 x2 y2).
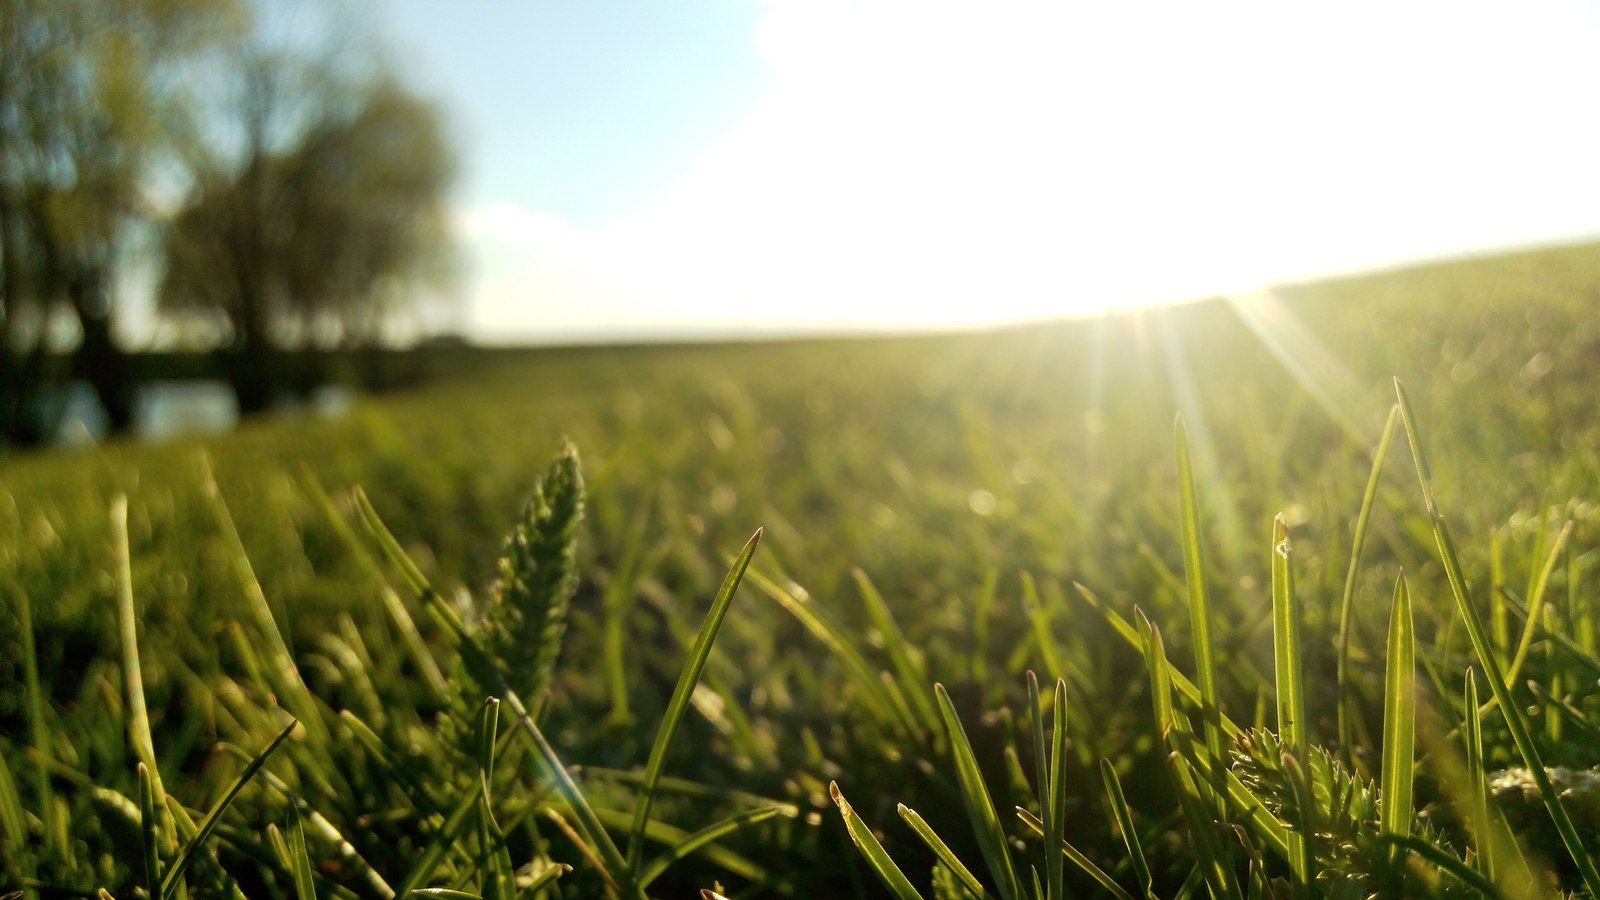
476 439 584 708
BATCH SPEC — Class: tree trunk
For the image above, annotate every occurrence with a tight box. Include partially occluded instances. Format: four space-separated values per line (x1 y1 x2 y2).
0 352 55 448
227 281 278 416
69 266 135 433
0 193 63 448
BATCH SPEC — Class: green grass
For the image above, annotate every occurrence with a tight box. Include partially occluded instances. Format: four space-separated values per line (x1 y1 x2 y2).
4 240 1600 896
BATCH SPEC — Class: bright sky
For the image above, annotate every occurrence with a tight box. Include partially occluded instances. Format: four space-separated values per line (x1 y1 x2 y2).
380 0 1600 342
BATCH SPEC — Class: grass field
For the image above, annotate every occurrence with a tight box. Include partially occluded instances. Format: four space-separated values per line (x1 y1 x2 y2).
4 241 1600 898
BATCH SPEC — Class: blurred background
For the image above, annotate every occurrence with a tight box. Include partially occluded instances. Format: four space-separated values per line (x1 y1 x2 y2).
5 0 1599 450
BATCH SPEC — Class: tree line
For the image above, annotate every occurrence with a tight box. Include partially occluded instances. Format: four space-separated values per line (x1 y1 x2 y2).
1 0 456 448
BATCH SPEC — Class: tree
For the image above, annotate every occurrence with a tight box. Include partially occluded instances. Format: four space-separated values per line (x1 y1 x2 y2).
0 0 237 446
158 35 457 413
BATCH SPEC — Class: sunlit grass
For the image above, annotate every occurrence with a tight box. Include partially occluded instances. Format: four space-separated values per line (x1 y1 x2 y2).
3 241 1600 895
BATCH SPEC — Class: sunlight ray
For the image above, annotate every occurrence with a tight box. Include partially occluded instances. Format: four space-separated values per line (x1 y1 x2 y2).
1224 288 1375 441
1154 313 1251 576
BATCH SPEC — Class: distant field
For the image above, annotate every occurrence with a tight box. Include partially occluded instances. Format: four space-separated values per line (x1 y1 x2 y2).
4 241 1600 897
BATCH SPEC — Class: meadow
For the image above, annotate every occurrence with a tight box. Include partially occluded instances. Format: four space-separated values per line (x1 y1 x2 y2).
4 241 1600 898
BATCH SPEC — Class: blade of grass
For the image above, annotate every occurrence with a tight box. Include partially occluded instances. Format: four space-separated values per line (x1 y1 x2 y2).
1046 679 1069 900
602 498 652 725
1015 807 1134 900
1379 835 1501 898
394 775 486 897
1247 851 1269 900
1571 549 1595 656
625 528 761 871
745 566 909 733
1543 607 1563 743
1394 378 1600 897
138 762 163 894
592 806 770 885
518 862 571 897
1277 752 1316 900
1462 669 1493 883
879 671 924 745
1137 611 1176 741
936 682 1024 900
1019 573 1064 681
1137 612 1241 900
165 791 200 856
1379 573 1416 895
543 806 618 892
1162 729 1290 860
582 767 795 812
897 803 992 900
1504 520 1572 689
302 472 450 702
1270 514 1312 896
286 806 317 900
1337 404 1399 771
239 758 393 899
1026 672 1065 900
1026 673 1052 899
638 804 796 889
971 569 999 683
480 667 638 895
351 485 437 603
1527 680 1600 740
16 582 66 866
198 461 329 747
854 567 941 735
161 718 297 898
1416 674 1537 900
1172 863 1206 900
1491 587 1600 681
113 496 176 859
1137 542 1189 605
337 710 448 819
1100 760 1153 899
1175 419 1226 799
515 699 636 897
1522 507 1551 653
476 699 514 900
1490 529 1508 658
1166 749 1243 900
646 581 768 764
1073 584 1243 735
266 821 290 875
828 782 924 900
0 701 29 869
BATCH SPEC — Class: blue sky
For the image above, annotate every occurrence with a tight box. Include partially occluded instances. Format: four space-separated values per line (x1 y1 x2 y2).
383 2 773 226
374 1 1600 342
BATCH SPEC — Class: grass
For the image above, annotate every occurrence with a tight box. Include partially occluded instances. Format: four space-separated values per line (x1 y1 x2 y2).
3 239 1600 896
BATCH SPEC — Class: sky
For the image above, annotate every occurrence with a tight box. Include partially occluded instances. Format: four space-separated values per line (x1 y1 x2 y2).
376 0 1600 343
